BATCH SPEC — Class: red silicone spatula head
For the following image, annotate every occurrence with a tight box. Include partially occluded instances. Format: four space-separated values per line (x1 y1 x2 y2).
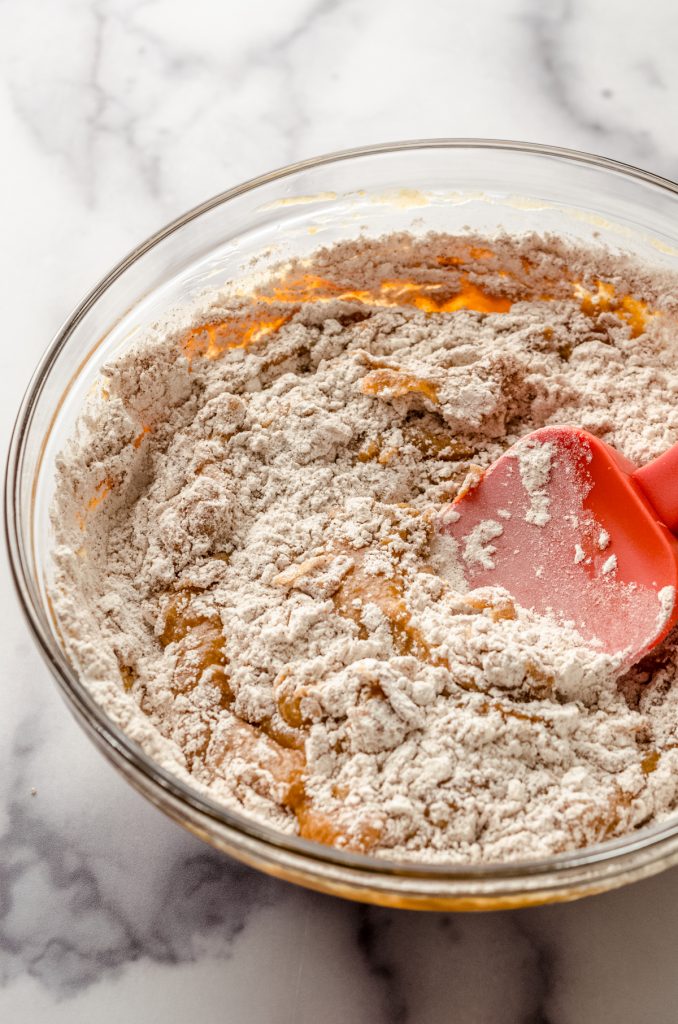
437 426 678 663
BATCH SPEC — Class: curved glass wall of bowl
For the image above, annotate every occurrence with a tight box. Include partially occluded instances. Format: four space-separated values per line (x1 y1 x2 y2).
8 141 678 910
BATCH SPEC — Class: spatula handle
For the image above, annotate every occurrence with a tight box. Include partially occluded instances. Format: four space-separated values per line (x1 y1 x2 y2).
632 442 678 535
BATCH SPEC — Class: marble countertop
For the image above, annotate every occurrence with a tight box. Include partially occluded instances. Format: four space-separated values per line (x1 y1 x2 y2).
3 0 678 1019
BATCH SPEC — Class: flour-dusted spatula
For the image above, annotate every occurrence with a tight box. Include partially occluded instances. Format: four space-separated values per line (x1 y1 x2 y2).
437 426 678 662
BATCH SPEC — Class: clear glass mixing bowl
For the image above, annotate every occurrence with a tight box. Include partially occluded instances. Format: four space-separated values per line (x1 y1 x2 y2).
7 140 678 910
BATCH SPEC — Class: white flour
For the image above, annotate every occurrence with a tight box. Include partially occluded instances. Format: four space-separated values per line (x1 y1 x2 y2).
463 520 504 570
510 438 554 526
50 232 678 863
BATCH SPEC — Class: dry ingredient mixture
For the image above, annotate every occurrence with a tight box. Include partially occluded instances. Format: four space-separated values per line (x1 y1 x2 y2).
51 232 678 862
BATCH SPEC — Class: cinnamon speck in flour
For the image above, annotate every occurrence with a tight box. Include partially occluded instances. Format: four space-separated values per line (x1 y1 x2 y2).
50 232 678 863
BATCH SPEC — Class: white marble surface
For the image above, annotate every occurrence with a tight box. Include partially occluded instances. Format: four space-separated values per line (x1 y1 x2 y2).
2 0 678 1019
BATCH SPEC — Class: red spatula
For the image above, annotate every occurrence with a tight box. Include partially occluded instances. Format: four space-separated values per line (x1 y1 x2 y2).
437 426 678 663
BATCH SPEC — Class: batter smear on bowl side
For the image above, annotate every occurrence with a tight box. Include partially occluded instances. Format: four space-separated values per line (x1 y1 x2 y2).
51 232 678 862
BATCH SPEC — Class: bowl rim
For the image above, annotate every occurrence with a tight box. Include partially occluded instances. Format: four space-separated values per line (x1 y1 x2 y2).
7 136 678 884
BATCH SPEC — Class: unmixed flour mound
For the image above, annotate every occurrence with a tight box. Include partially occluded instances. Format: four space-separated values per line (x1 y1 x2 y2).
51 232 678 863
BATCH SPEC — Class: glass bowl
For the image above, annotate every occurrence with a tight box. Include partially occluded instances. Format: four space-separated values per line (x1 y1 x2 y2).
8 139 678 911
